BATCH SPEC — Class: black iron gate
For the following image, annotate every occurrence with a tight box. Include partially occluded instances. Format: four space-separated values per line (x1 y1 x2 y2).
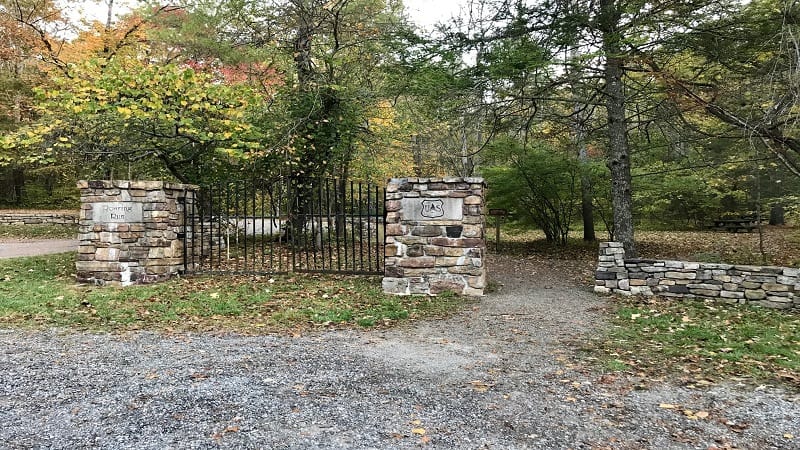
183 178 385 275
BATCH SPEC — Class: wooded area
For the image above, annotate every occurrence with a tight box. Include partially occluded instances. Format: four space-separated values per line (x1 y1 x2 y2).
1 0 799 257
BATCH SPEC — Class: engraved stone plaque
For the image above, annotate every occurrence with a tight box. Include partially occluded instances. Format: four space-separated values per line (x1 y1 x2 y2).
92 202 143 223
402 197 463 221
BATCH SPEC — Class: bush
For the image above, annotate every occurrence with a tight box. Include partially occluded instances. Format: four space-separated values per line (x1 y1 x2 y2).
484 141 580 245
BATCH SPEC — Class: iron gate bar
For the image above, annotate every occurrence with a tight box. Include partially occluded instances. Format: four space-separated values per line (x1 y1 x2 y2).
375 184 381 272
335 180 342 272
347 181 352 270
259 185 265 271
366 184 372 272
241 180 246 273
317 181 324 271
184 178 384 276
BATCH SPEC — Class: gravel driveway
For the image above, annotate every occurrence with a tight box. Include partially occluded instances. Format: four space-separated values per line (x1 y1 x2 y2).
1 255 798 449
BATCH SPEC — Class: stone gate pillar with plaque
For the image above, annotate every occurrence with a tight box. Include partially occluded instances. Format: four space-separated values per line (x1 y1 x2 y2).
76 180 198 286
383 177 486 296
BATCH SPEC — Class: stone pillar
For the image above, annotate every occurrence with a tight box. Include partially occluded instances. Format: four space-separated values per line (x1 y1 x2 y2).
382 177 486 296
76 180 198 286
594 242 629 295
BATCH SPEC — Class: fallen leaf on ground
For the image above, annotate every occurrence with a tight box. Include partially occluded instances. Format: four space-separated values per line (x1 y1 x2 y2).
469 380 493 392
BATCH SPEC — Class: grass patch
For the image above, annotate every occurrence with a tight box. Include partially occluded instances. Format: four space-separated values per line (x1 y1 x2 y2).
0 224 78 240
0 252 472 333
590 297 800 387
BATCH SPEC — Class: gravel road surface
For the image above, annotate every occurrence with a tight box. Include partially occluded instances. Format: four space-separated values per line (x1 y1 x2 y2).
0 239 78 259
1 255 798 449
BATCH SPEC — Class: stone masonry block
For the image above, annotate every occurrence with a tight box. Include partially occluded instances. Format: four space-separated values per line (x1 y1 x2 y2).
398 257 435 268
385 224 405 236
596 271 617 281
745 289 766 300
429 276 467 295
463 195 482 205
666 271 696 280
763 283 791 292
95 248 120 261
412 226 442 237
783 268 799 277
423 245 445 256
406 244 424 257
444 247 468 257
408 278 430 295
594 286 611 294
435 256 469 267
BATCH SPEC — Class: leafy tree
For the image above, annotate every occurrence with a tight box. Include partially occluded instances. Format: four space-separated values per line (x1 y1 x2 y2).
1 59 267 183
645 0 800 177
485 138 581 245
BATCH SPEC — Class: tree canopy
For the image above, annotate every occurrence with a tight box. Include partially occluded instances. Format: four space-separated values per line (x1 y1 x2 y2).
1 0 799 247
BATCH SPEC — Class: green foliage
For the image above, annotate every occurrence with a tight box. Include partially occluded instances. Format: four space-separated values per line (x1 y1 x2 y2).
282 86 362 180
485 139 581 245
633 168 727 228
1 59 268 183
0 165 79 208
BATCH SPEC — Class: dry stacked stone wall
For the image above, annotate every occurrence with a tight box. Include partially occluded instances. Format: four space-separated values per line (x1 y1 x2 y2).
595 242 799 310
0 211 77 225
76 180 198 286
383 177 486 296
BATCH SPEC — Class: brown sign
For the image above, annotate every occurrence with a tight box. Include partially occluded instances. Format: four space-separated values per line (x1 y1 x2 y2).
488 208 508 216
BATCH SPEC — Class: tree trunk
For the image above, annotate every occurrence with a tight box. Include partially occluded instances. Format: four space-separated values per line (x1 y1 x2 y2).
573 98 595 241
600 0 636 257
769 205 785 225
105 0 114 29
13 94 22 123
411 135 423 177
460 119 471 177
294 20 313 91
579 145 596 241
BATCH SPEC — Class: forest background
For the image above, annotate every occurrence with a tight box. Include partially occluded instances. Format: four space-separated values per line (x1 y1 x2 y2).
1 0 799 258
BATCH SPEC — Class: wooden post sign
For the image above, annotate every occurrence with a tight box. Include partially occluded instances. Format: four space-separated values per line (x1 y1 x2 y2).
488 208 508 252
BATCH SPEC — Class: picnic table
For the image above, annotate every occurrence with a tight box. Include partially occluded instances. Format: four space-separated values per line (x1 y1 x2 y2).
708 217 761 233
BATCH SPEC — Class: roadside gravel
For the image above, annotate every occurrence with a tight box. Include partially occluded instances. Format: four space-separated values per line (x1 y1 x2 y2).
1 254 798 449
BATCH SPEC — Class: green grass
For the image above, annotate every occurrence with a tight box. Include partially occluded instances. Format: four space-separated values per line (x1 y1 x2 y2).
0 224 78 239
591 298 800 386
0 252 471 333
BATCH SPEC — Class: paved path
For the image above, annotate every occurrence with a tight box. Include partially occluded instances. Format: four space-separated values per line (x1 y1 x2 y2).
0 239 78 259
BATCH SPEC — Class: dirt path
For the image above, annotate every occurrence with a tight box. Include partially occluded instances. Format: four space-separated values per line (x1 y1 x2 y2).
0 239 78 259
0 254 797 449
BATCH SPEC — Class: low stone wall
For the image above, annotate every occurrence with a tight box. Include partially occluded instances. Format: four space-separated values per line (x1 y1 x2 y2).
76 180 197 286
383 177 486 296
0 211 78 225
595 242 799 310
